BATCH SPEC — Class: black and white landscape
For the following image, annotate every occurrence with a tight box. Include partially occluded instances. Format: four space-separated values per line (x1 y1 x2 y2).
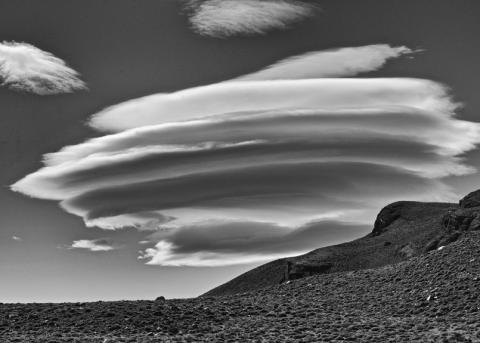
0 1 479 342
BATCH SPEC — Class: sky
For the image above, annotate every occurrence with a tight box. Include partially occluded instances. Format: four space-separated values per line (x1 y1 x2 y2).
1 0 480 303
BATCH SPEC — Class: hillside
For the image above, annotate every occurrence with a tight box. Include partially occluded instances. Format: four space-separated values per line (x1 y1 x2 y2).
204 190 480 297
2 191 480 342
1 231 479 342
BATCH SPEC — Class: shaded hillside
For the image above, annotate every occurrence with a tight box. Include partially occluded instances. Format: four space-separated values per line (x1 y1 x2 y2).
204 190 480 297
2 231 479 342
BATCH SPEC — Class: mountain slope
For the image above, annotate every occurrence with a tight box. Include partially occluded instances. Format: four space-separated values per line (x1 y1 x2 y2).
2 231 480 342
204 190 480 297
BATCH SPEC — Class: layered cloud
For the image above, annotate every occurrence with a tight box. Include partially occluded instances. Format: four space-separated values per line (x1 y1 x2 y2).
0 41 86 95
139 220 370 266
12 44 480 265
12 107 475 201
88 78 456 132
183 0 318 38
69 239 119 252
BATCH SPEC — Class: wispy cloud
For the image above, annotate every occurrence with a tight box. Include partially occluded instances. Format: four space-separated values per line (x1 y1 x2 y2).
183 0 318 38
11 44 480 265
68 239 119 252
236 45 415 80
0 41 86 95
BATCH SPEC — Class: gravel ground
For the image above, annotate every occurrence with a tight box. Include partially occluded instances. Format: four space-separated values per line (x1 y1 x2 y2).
1 232 479 342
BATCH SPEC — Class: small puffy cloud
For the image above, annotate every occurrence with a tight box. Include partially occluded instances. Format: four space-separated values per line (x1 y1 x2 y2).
139 220 369 266
183 0 318 38
0 41 86 95
12 236 22 242
69 238 119 252
11 44 480 265
236 45 415 80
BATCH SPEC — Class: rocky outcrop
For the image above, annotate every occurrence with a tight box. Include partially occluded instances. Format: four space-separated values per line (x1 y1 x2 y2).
459 189 480 208
371 201 405 236
424 195 480 252
442 208 480 232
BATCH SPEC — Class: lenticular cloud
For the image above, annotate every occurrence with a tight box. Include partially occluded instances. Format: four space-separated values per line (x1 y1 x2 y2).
0 41 86 95
11 44 480 266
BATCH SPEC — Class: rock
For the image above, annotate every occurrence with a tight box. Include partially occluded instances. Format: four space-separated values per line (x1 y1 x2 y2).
155 296 166 302
459 189 480 208
424 238 440 252
372 202 405 236
443 208 480 232
438 231 461 246
399 243 415 258
469 216 480 231
284 261 333 281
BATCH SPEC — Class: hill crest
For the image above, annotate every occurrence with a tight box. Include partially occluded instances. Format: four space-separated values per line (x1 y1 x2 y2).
203 191 480 297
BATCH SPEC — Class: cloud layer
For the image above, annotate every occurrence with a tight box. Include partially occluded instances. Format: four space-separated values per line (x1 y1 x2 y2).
0 41 86 95
183 0 318 38
139 220 370 266
12 44 480 265
88 78 456 132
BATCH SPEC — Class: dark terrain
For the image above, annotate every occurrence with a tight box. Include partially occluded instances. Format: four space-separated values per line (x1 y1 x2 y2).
2 191 480 342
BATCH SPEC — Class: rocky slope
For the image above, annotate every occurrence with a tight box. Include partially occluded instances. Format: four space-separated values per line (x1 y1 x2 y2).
1 191 480 342
205 190 480 297
1 231 479 342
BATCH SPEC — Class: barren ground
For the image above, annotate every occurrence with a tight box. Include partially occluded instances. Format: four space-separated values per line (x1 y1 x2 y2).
1 232 479 342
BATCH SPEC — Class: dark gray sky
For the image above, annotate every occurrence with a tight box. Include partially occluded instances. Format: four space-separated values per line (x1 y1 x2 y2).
1 0 480 302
